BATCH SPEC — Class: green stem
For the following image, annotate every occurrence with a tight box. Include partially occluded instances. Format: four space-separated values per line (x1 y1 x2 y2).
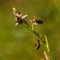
33 31 54 60
23 20 54 60
41 41 54 60
32 23 35 31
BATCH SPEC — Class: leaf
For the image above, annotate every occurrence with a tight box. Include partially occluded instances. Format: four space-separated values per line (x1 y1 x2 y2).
44 34 50 52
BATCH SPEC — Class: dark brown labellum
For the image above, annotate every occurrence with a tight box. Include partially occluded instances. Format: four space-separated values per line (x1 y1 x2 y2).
36 19 43 24
35 43 40 49
17 17 22 24
34 39 40 50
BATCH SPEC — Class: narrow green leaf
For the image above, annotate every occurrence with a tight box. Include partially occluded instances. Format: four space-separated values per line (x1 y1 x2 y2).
44 34 50 52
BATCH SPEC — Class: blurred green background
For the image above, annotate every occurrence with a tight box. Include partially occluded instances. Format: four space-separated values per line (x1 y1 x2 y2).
1 0 60 60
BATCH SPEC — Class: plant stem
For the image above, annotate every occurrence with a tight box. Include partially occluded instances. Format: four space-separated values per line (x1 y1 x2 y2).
33 30 54 60
23 20 54 60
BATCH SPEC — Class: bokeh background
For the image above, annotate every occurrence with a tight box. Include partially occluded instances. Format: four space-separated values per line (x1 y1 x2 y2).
1 0 60 60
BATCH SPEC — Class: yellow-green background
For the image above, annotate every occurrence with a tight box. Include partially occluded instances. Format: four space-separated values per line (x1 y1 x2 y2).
1 0 60 60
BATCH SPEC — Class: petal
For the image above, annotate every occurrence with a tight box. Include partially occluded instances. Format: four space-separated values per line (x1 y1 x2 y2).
22 15 28 19
33 22 37 25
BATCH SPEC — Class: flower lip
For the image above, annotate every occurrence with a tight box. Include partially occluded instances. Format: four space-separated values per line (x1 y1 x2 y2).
34 39 40 49
36 19 43 24
17 17 22 24
30 18 43 25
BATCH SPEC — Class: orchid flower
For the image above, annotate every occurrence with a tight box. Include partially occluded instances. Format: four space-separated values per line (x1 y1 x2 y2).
30 16 37 25
34 39 40 49
30 16 43 26
12 7 28 26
